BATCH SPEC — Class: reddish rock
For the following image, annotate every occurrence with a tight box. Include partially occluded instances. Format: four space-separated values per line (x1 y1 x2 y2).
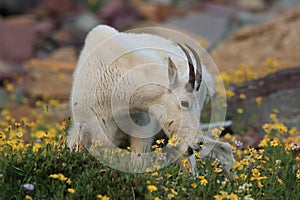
99 0 144 30
0 15 54 62
0 22 36 62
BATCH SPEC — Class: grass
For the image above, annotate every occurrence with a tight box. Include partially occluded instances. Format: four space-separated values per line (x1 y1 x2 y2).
0 57 299 199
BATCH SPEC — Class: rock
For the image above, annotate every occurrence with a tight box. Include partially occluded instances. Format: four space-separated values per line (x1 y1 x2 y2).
131 0 180 21
24 47 77 100
64 11 100 37
211 7 300 72
165 3 233 48
0 20 36 62
227 67 300 130
240 130 263 148
0 0 37 15
222 129 263 149
36 0 74 16
0 89 10 107
229 67 300 102
0 60 19 81
236 0 266 11
0 15 54 62
98 0 144 30
49 47 77 63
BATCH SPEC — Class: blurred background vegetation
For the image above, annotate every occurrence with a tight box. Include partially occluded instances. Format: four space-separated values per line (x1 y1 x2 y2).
0 0 300 149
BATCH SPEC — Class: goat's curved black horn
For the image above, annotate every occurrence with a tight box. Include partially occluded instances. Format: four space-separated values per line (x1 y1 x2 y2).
186 44 202 91
177 43 195 89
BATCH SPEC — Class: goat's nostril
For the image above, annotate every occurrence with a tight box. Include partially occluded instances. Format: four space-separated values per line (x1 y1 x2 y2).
188 146 194 155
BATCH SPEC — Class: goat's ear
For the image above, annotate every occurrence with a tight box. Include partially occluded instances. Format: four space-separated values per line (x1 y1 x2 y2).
168 57 179 87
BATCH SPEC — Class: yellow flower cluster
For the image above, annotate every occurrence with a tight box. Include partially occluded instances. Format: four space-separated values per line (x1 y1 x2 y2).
199 176 208 186
97 194 110 200
49 173 72 184
214 191 238 200
147 185 158 192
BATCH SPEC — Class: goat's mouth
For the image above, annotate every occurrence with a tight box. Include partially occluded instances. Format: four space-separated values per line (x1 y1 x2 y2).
183 146 194 157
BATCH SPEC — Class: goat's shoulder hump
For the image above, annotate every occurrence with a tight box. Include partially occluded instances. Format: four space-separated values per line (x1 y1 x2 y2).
85 25 119 48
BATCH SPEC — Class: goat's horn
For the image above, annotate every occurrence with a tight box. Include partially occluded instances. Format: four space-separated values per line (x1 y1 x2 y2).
186 44 202 91
178 43 195 90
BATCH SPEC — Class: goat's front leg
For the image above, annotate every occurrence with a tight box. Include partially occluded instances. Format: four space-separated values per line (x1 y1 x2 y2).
199 136 235 178
130 136 153 153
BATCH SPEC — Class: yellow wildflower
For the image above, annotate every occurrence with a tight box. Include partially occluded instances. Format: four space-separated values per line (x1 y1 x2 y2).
34 131 46 139
251 168 260 177
224 133 231 139
256 96 263 106
199 176 208 186
240 173 247 181
270 113 278 122
25 195 33 200
181 159 189 166
259 135 270 147
168 135 179 147
67 188 75 194
97 194 110 200
277 178 283 185
167 193 175 199
171 189 178 195
272 108 279 113
67 178 72 185
262 123 272 134
49 174 59 179
154 197 161 200
237 108 244 114
127 146 131 151
270 138 279 147
165 173 172 178
5 82 14 92
58 174 68 181
214 168 222 173
156 139 165 144
151 171 158 177
289 127 297 135
226 90 235 99
214 191 228 200
239 94 247 100
257 181 263 188
228 192 238 200
32 143 42 152
16 132 23 138
191 182 197 188
296 170 300 179
211 160 218 167
147 185 158 192
214 195 223 200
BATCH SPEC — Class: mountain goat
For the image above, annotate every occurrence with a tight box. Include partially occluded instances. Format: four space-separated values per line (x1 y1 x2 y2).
67 25 234 174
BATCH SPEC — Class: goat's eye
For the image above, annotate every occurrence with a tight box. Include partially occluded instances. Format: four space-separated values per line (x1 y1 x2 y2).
181 101 189 108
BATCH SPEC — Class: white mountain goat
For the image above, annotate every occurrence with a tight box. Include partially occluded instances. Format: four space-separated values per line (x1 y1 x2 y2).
67 25 234 175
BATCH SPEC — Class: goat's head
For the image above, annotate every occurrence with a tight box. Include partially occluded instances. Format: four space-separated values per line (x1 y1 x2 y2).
151 44 205 154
